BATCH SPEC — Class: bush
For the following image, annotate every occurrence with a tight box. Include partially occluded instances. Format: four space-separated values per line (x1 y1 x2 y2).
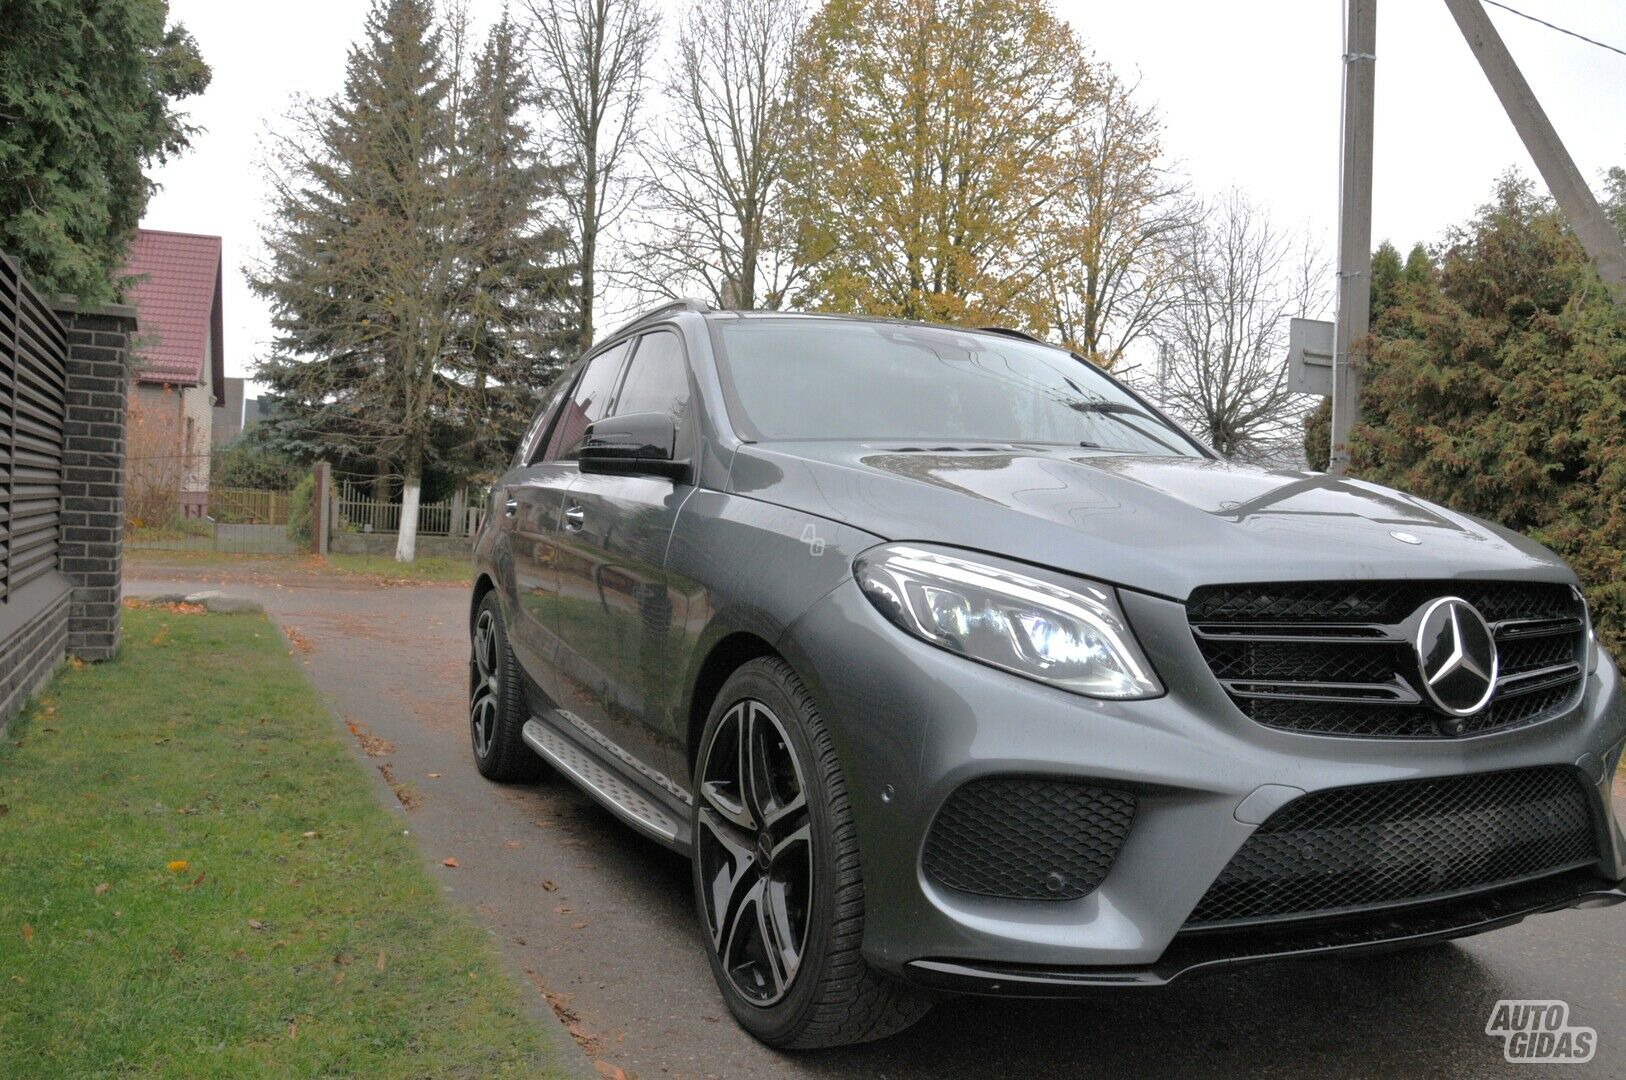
214 442 304 491
1348 176 1626 655
286 473 315 547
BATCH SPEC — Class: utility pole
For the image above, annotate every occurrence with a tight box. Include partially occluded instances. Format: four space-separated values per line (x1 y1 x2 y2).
1442 0 1626 301
1328 0 1376 476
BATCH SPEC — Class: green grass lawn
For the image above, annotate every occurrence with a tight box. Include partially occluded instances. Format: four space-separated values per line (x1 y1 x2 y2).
124 548 472 584
325 553 472 583
0 607 570 1078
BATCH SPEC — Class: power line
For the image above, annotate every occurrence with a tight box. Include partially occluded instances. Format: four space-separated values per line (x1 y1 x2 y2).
1481 0 1626 59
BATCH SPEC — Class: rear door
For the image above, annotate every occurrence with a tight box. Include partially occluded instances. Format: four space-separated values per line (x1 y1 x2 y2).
550 329 695 785
505 344 632 702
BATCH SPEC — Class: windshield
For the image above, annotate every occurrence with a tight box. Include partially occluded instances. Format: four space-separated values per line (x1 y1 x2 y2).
710 318 1206 456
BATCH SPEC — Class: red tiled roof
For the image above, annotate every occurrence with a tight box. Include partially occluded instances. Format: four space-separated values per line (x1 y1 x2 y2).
121 229 225 402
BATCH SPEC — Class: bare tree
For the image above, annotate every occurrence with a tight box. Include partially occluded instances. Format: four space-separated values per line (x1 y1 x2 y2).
524 0 658 345
1041 72 1192 367
1148 190 1328 464
622 0 806 309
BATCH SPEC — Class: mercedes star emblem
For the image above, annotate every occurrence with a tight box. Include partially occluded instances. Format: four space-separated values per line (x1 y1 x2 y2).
1415 597 1499 720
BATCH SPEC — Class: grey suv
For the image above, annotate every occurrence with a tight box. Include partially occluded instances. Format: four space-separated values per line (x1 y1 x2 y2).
469 301 1625 1048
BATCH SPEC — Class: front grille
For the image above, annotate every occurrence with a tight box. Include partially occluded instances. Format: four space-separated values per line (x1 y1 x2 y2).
922 778 1135 901
1186 767 1599 928
1187 580 1587 738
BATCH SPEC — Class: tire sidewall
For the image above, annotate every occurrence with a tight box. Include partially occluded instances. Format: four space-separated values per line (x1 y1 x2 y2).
692 660 844 1044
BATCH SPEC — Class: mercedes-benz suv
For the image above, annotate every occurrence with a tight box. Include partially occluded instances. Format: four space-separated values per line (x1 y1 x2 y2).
468 302 1625 1048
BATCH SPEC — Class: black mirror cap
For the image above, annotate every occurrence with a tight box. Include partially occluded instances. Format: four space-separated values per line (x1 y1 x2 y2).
577 412 690 482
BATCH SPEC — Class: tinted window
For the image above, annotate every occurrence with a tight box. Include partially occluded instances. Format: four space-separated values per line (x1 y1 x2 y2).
713 319 1203 456
614 331 690 424
522 364 581 465
542 341 630 461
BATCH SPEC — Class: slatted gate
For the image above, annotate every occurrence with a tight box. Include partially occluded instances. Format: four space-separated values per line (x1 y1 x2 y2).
0 254 68 605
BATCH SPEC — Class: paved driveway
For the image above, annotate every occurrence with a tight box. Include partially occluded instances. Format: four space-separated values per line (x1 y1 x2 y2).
127 560 1626 1079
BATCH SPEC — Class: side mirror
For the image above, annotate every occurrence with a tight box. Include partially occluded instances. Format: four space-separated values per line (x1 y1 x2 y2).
577 412 689 481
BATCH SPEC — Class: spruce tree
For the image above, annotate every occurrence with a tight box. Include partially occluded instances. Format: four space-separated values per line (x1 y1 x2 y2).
254 1 573 558
450 13 577 479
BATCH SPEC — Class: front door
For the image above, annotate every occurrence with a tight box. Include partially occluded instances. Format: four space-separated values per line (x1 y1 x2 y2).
550 329 695 787
506 343 632 707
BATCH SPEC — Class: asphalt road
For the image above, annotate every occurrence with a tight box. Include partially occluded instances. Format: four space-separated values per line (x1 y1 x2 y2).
127 559 1626 1079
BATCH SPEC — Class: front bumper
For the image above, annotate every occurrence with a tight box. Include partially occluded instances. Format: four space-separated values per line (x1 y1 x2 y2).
777 579 1626 982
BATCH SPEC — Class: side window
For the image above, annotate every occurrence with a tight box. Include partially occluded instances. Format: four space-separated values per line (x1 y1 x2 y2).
613 331 690 425
521 364 581 466
541 340 630 462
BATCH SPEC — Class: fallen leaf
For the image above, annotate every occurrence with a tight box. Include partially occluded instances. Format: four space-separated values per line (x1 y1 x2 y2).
166 860 188 873
247 919 265 931
554 904 571 915
442 857 459 868
593 1061 627 1080
289 1021 298 1040
376 950 387 972
185 872 206 889
428 772 441 779
94 883 110 896
301 831 318 839
20 924 34 945
572 921 589 930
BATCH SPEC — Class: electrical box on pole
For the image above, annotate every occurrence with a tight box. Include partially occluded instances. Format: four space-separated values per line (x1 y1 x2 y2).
1288 317 1336 399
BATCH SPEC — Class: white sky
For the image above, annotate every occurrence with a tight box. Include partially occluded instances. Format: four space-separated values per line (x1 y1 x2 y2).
143 0 1626 395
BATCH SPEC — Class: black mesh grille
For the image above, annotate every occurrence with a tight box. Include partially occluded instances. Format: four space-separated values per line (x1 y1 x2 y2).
1186 767 1599 928
923 778 1135 901
1187 581 1579 625
1187 580 1586 739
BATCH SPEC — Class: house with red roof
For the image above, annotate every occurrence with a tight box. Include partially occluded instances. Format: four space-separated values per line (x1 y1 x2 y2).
121 229 226 517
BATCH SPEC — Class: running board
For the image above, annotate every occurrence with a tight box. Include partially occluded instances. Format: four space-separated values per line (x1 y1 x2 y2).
522 719 684 846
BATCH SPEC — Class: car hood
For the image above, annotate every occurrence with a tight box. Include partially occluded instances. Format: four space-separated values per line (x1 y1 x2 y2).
726 443 1574 600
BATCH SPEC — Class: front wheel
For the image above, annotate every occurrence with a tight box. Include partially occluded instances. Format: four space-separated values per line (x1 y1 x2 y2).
691 657 932 1048
469 592 545 782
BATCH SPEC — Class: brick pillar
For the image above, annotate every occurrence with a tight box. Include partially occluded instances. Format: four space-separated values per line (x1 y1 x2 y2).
52 301 137 661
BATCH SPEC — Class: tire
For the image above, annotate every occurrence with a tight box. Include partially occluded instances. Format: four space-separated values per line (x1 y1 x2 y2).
469 591 546 783
691 657 933 1048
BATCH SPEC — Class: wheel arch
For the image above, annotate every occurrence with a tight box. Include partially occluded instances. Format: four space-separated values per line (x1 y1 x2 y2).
471 571 498 632
686 631 781 773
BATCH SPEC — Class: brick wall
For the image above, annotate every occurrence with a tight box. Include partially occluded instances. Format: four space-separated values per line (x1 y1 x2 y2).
0 586 69 728
57 304 137 662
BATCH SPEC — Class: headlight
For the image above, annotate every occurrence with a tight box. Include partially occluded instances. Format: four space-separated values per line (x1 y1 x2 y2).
854 545 1162 699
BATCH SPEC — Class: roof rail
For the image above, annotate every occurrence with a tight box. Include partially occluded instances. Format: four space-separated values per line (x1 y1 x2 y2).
600 297 714 343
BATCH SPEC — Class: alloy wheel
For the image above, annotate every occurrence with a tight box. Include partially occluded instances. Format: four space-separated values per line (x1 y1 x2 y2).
696 699 814 1007
470 608 500 758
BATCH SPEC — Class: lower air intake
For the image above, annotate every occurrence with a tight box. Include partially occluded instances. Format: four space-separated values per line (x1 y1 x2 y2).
923 777 1135 901
1186 766 1598 928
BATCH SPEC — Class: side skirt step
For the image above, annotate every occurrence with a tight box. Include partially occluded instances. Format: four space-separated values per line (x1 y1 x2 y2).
522 719 685 847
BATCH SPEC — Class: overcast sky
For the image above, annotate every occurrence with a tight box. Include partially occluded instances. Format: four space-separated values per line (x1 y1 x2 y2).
143 0 1626 393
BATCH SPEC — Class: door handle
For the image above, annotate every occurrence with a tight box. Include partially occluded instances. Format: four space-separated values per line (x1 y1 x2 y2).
563 503 585 531
503 498 519 517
